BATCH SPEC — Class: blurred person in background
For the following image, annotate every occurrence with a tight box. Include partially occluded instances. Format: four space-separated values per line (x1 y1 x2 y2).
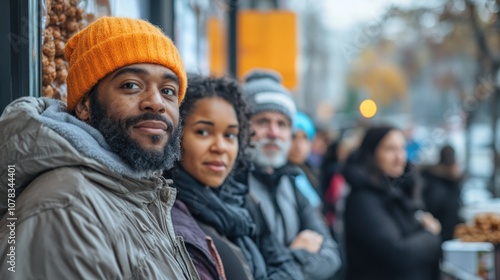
165 75 303 280
319 133 359 280
288 111 321 208
420 144 464 242
320 135 358 230
307 127 331 178
237 69 342 280
404 125 422 163
342 125 442 280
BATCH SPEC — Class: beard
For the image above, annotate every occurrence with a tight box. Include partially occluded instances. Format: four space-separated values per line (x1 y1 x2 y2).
250 137 291 169
89 93 181 172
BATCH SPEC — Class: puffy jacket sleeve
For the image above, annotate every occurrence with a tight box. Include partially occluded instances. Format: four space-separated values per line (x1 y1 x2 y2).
345 191 441 271
258 230 304 280
291 185 342 280
245 192 304 280
0 207 122 279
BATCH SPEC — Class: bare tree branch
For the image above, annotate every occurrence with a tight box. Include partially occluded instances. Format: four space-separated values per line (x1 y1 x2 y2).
465 0 500 65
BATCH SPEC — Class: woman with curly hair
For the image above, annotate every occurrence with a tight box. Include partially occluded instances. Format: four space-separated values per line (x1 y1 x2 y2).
165 74 302 280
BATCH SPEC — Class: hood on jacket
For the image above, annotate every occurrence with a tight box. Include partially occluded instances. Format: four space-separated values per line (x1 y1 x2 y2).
420 164 462 184
342 150 425 212
342 150 379 191
0 97 163 215
342 150 419 197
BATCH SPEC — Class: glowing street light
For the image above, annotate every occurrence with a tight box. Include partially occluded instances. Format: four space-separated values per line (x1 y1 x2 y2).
359 99 377 118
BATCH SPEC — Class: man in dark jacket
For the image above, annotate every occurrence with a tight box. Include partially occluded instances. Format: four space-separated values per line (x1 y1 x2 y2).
0 17 198 279
237 69 342 280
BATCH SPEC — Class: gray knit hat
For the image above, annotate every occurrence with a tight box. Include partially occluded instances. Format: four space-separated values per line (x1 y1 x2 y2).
242 69 296 122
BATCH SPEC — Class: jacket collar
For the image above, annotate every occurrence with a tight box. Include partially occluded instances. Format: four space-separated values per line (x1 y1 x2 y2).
0 97 171 209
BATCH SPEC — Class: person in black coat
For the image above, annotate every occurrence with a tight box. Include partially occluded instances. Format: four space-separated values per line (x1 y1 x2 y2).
342 125 442 280
420 144 463 242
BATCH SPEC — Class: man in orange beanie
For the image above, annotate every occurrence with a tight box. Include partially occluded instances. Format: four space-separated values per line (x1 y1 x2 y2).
0 17 198 279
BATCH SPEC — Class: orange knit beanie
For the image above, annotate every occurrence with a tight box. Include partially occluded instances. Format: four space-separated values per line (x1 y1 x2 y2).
64 17 187 112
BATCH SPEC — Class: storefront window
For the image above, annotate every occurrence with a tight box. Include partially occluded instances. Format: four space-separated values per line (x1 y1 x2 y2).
174 0 209 75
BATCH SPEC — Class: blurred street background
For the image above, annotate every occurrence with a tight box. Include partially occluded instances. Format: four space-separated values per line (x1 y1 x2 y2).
124 0 500 204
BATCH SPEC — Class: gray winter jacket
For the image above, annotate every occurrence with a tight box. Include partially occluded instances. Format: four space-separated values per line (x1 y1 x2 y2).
245 166 342 280
0 97 199 280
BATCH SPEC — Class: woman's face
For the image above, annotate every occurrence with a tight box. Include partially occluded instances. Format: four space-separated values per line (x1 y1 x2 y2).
375 130 407 178
180 97 239 187
288 131 312 164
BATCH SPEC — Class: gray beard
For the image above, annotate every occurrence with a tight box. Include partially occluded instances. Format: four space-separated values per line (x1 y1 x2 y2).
250 138 291 169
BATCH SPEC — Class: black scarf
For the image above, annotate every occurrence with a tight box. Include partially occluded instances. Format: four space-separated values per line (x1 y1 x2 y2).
251 163 301 189
172 167 268 280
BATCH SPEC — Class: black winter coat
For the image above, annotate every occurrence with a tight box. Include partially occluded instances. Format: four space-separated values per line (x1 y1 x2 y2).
342 152 441 280
421 165 463 242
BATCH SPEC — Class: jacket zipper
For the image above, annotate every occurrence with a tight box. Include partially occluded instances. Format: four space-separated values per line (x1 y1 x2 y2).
177 235 201 280
153 174 198 280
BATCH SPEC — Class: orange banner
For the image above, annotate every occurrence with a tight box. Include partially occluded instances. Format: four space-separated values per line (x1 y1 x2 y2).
208 17 228 77
237 11 298 89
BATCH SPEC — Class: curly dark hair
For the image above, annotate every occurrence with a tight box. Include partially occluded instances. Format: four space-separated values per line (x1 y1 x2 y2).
178 73 252 173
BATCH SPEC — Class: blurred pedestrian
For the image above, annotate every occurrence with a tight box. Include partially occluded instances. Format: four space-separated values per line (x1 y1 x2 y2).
342 125 441 280
237 69 342 280
307 128 331 178
420 144 463 242
288 111 321 208
0 17 197 279
165 74 303 280
320 137 356 229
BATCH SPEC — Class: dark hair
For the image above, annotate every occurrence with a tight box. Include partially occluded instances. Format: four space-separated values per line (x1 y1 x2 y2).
359 125 394 153
179 74 252 173
321 141 341 170
359 125 402 181
439 144 456 166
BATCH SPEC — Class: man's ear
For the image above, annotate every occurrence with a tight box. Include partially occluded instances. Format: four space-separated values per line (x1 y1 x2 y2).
75 94 91 122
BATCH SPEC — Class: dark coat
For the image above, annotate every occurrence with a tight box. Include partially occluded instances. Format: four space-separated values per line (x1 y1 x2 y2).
342 152 441 280
172 200 224 280
198 222 253 280
420 165 463 241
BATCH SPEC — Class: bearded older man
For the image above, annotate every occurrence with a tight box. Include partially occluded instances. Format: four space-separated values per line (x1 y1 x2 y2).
235 69 342 280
